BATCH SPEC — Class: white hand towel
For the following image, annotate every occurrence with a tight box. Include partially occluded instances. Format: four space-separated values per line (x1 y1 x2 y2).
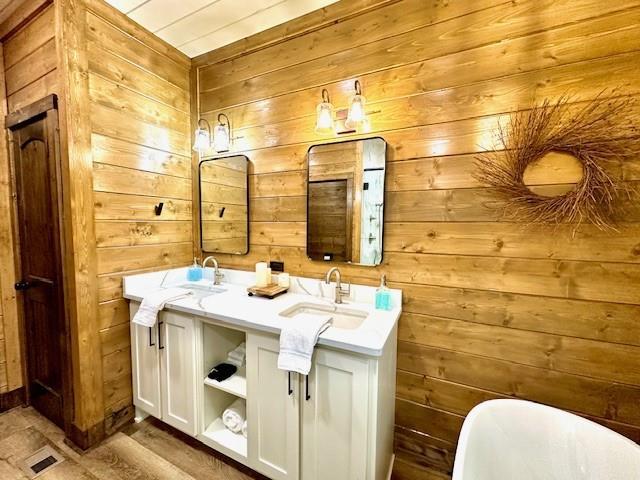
242 420 247 438
227 342 246 367
132 287 192 327
277 313 332 375
222 398 246 434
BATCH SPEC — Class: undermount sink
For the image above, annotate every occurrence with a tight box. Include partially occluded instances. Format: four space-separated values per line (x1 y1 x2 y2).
279 302 368 330
177 283 227 300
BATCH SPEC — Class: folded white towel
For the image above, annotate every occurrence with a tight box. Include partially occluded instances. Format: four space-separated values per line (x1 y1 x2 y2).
227 342 246 368
241 420 247 438
132 288 192 327
277 313 332 375
222 399 246 434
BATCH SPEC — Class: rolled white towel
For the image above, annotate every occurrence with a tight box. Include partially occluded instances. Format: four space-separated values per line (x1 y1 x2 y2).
222 399 246 434
242 420 247 438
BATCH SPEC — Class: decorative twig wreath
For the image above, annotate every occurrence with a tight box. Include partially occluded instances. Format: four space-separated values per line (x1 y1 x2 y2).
474 93 638 231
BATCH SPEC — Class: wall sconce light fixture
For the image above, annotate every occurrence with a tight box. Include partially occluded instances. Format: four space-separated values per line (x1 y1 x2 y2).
213 113 231 153
193 118 211 152
315 88 334 134
345 80 366 129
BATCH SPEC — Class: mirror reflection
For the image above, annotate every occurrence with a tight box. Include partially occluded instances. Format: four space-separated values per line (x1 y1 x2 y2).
199 155 249 255
307 138 386 266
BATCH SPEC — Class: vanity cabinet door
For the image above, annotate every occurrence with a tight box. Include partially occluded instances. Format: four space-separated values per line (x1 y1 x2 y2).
159 310 198 436
247 332 299 480
130 303 161 418
301 348 370 480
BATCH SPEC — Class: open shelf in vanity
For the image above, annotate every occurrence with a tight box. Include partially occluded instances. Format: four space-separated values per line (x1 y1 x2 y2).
204 365 246 398
199 322 248 461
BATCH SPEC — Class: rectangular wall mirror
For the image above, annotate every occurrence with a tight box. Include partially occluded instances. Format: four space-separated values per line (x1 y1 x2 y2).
199 155 249 255
307 137 386 266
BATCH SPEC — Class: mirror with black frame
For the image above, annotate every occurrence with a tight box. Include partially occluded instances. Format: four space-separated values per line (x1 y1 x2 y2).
199 155 249 255
307 137 386 266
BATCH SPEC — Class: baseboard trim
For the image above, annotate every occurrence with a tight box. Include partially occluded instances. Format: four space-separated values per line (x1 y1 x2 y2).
0 387 25 412
66 420 105 450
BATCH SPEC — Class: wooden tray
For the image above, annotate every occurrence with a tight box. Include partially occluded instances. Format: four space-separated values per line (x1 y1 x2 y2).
247 284 289 299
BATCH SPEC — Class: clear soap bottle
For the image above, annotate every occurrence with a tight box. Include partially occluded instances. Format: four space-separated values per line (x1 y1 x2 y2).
375 274 392 311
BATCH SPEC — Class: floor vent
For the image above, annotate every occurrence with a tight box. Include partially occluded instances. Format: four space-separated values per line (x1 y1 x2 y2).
21 446 65 478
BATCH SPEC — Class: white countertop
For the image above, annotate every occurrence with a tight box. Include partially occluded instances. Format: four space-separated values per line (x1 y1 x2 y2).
123 267 401 357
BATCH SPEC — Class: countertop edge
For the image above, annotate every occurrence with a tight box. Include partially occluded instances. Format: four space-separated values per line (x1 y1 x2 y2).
123 292 393 357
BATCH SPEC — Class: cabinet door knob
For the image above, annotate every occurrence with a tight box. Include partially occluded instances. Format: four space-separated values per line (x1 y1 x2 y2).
288 372 293 396
305 375 311 401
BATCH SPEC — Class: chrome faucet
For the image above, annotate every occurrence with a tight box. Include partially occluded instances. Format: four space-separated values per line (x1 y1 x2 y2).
325 267 350 304
202 256 224 285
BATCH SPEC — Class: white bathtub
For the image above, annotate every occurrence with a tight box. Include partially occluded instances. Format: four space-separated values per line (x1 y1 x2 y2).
452 399 640 480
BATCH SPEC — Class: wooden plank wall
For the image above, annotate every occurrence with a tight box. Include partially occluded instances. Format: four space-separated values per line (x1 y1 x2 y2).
84 0 192 431
0 2 57 395
193 1 640 478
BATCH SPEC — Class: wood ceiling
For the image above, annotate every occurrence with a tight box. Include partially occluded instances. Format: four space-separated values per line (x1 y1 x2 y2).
104 0 338 58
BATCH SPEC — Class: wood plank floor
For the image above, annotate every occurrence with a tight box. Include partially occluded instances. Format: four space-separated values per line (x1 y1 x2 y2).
0 407 266 479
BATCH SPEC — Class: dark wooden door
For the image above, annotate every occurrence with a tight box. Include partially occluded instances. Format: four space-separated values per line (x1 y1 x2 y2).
308 179 351 262
8 96 67 429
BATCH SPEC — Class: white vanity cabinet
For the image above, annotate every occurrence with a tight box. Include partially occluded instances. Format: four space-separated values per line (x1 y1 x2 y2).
130 303 198 436
246 329 397 480
128 293 397 480
301 348 371 480
247 332 300 480
159 310 198 435
130 304 161 418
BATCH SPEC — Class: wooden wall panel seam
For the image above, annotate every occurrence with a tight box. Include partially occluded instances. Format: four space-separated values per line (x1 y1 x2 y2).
84 0 190 68
199 5 640 114
86 12 189 91
198 2 640 109
0 0 52 42
2 6 54 70
93 160 192 181
90 131 191 160
87 43 190 113
197 0 513 94
393 382 640 439
191 0 402 67
90 103 190 154
88 68 190 116
198 95 640 160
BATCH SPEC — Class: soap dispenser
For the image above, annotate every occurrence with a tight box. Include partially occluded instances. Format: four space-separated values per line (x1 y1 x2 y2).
187 257 203 282
375 274 392 311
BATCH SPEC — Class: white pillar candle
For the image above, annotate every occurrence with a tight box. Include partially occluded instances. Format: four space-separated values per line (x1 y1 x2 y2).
255 262 268 272
278 272 290 288
256 267 271 287
255 262 269 287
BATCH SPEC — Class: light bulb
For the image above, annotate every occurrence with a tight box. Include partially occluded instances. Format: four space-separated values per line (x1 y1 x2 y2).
315 88 334 135
193 127 210 152
346 94 366 129
214 124 230 152
316 103 334 133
